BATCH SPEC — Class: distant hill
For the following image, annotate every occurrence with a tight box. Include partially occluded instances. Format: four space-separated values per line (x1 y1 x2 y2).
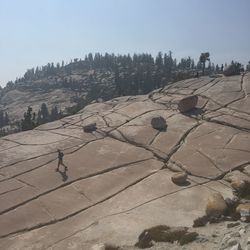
0 52 219 130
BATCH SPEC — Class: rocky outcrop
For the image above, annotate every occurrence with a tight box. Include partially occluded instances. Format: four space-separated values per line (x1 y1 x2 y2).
0 73 250 250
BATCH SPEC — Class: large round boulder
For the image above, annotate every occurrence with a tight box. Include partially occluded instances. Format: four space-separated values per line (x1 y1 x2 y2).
205 193 228 217
177 95 198 113
151 116 167 131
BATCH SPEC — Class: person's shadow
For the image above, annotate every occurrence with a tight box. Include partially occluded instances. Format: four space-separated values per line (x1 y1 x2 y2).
58 169 68 182
56 164 69 182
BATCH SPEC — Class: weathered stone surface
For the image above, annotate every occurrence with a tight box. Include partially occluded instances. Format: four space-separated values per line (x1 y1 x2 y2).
0 74 250 249
243 165 250 176
206 193 228 217
177 95 198 112
227 222 240 228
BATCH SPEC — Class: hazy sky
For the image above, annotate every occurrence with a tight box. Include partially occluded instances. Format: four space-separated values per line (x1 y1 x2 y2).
0 0 249 86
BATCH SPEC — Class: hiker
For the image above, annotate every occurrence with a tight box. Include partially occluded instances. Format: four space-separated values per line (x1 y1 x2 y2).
56 149 68 172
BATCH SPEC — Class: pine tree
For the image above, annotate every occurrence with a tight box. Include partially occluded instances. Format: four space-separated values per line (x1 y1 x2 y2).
50 106 59 121
40 103 49 123
4 112 9 126
199 52 210 75
0 111 4 128
21 107 35 131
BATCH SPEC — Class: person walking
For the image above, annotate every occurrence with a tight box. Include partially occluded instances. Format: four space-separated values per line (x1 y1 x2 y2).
56 149 68 172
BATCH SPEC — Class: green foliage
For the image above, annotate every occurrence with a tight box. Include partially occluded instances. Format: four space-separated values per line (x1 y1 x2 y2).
21 106 36 131
199 52 210 75
0 110 9 128
14 52 195 95
40 103 49 124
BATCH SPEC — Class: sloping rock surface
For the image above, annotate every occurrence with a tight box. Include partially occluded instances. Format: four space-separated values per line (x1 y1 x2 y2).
0 73 250 249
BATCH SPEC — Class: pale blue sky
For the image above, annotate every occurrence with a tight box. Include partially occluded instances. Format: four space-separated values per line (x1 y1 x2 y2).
0 0 249 86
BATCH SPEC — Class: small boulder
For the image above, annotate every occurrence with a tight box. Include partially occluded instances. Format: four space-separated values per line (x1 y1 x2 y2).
231 180 249 197
83 123 97 133
151 116 167 131
243 165 250 176
224 170 250 183
177 95 198 113
171 172 188 185
236 204 250 217
206 193 228 217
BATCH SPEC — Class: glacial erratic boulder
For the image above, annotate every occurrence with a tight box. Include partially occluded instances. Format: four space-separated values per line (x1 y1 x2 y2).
206 193 228 217
177 95 198 113
171 172 188 185
151 116 167 131
83 122 97 133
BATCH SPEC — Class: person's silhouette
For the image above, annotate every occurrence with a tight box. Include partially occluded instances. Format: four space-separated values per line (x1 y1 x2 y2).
56 149 68 172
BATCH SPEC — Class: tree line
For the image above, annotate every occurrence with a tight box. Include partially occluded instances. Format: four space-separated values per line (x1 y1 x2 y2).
21 103 63 131
5 52 215 94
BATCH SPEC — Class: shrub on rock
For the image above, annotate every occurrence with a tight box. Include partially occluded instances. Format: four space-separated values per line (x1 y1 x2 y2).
193 215 208 227
223 63 241 76
135 225 198 248
179 231 198 245
177 95 198 113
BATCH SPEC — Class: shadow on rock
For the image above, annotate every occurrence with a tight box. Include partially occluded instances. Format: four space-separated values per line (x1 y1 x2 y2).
57 169 68 182
175 180 191 187
182 107 205 117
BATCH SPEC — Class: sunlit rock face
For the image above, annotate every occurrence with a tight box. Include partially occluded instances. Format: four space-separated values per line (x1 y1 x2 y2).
0 73 250 250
